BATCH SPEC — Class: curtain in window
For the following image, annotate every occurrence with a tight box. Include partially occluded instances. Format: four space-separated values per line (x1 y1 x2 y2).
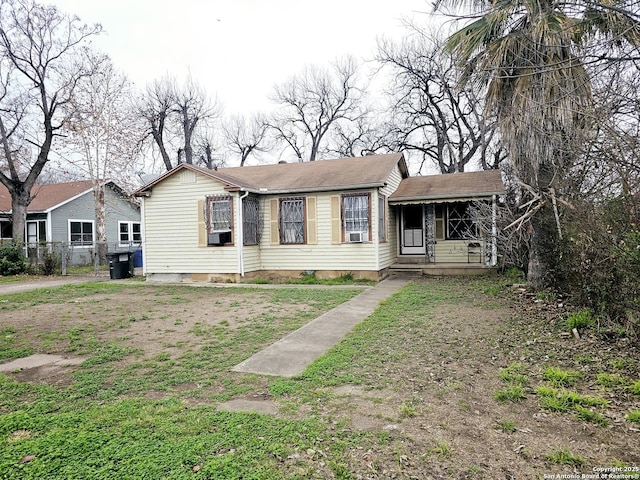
344 194 369 234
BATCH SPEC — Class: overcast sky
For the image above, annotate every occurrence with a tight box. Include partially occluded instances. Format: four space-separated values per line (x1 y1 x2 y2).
47 0 446 117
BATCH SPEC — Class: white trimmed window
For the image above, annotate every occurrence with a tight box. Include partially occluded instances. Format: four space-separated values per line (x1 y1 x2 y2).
69 220 94 247
1 219 12 239
119 221 142 246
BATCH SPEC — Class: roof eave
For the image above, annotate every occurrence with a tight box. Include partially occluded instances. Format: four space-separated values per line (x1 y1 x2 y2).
389 190 505 203
134 164 244 196
249 182 386 195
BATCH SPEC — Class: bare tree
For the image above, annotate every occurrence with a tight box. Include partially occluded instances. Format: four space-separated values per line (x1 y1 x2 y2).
135 77 173 171
222 114 270 166
376 32 504 174
0 0 102 244
268 56 368 161
135 74 219 171
60 51 143 253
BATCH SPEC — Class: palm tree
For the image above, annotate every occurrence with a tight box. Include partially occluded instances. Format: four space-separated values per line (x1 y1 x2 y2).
436 0 640 288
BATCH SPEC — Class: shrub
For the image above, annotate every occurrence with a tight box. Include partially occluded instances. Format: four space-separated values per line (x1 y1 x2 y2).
41 249 60 276
0 242 26 276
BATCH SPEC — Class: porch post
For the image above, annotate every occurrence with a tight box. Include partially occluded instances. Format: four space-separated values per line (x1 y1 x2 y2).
491 195 498 266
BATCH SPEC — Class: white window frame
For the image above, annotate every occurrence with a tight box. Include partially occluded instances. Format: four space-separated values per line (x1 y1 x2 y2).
26 220 46 244
118 221 142 247
1 219 12 239
68 219 95 247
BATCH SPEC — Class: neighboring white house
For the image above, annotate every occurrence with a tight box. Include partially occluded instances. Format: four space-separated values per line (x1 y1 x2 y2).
135 153 505 283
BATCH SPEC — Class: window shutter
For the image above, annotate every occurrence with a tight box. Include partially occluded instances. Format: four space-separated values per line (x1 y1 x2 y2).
306 196 317 245
330 195 341 244
197 199 206 246
269 199 279 245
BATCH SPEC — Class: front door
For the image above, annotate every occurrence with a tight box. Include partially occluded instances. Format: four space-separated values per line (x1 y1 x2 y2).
400 205 425 255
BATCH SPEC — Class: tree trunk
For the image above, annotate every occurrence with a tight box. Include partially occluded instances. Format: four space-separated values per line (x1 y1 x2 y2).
94 184 108 263
527 204 560 290
11 192 29 245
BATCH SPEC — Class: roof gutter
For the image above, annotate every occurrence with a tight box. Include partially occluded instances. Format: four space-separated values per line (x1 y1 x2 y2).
232 182 386 195
237 189 249 277
389 190 505 203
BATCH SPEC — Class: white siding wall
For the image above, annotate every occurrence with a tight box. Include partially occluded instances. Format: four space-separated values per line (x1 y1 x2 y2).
143 170 240 274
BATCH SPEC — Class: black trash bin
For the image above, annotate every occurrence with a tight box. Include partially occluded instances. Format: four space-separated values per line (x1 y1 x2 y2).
107 251 133 279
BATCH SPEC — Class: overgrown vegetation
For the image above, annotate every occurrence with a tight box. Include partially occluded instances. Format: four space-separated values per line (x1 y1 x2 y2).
560 196 640 339
0 243 26 276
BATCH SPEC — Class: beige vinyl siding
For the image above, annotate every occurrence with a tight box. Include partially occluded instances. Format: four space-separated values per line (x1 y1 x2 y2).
434 240 485 263
377 164 405 269
259 191 379 272
377 196 398 268
242 245 261 272
143 171 240 274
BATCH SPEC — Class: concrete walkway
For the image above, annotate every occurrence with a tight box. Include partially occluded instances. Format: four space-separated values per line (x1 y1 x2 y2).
232 277 410 377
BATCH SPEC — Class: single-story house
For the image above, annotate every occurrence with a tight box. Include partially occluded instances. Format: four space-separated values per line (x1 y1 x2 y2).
135 153 505 282
0 180 141 265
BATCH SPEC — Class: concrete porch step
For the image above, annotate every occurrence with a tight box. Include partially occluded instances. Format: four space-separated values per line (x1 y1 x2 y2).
389 262 495 276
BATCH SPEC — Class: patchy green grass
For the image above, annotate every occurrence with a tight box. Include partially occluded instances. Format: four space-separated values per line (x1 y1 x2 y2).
546 448 585 466
627 410 640 424
1 276 638 479
0 327 33 360
500 362 529 385
565 309 594 332
495 385 526 403
596 373 628 389
542 366 583 387
495 420 517 433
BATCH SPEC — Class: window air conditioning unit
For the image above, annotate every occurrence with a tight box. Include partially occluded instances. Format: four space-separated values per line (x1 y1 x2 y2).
348 231 364 243
208 230 231 246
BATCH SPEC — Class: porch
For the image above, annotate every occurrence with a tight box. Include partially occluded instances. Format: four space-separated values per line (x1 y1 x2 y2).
389 240 498 276
389 260 497 277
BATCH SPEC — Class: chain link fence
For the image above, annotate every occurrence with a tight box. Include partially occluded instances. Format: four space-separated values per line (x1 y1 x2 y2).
1 241 142 276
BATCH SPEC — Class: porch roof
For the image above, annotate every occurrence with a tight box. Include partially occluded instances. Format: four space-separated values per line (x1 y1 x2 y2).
389 170 505 204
